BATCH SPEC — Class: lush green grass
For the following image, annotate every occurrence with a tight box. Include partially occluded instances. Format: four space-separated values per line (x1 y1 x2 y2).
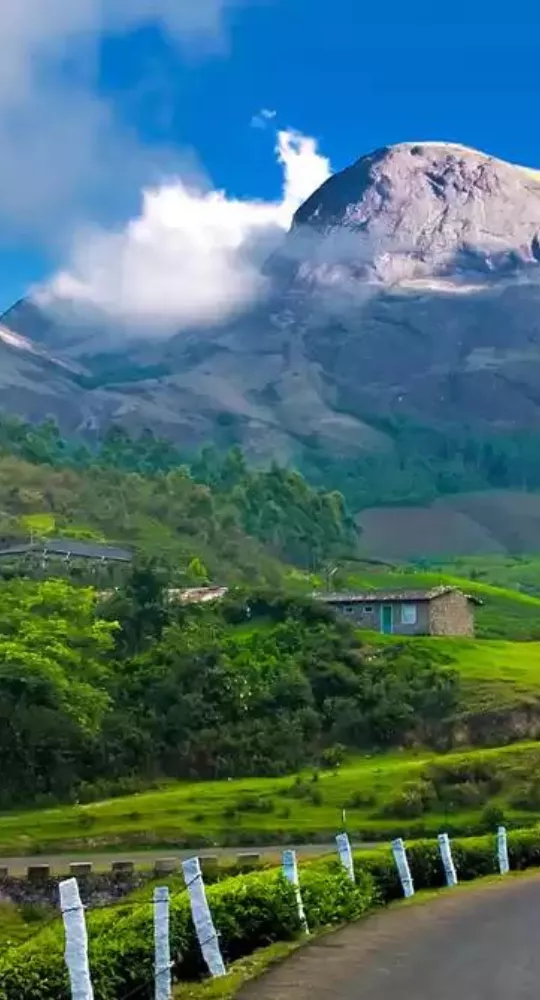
427 555 540 598
3 743 540 854
0 901 55 950
363 633 540 712
343 564 540 640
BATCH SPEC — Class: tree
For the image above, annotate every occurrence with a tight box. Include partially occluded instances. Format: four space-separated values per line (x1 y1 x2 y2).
103 562 169 656
0 579 117 803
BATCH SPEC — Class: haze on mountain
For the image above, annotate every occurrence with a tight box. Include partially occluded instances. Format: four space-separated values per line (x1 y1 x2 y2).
3 139 540 466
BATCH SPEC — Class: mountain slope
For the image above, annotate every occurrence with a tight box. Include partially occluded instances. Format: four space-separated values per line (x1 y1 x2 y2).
4 141 540 460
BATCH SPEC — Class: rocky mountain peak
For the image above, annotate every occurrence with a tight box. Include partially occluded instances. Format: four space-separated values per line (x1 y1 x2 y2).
4 141 540 459
289 142 540 287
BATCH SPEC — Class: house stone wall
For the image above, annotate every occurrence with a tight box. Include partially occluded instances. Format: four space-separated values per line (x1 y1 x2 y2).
331 600 431 635
333 603 381 629
428 591 474 636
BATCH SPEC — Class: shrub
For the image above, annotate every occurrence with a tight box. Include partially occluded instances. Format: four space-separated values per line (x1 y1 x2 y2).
507 779 540 811
321 745 347 770
425 758 502 795
4 828 540 1000
235 795 275 814
344 790 376 809
437 780 490 808
380 780 436 819
0 864 376 1000
480 804 506 830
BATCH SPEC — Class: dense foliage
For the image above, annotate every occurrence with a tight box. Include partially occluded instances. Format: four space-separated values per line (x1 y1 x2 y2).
0 573 459 807
0 415 354 574
301 414 540 507
3 828 540 1000
0 862 375 1000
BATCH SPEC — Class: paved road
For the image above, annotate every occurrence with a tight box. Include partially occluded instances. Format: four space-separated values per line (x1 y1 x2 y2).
241 876 540 1000
0 842 375 874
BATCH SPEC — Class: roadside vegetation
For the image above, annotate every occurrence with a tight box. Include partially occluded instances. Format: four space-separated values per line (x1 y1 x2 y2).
4 827 540 1000
0 573 460 810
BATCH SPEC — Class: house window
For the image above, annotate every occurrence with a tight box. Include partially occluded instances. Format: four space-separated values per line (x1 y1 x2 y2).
400 603 417 625
364 605 373 613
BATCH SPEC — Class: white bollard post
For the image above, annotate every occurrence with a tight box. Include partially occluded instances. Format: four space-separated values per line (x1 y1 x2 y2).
391 838 415 898
182 857 226 978
497 826 510 875
154 886 172 1000
59 877 94 1000
438 832 458 887
282 850 309 933
336 832 355 883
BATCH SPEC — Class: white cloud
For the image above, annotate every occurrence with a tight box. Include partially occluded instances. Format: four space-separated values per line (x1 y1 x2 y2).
0 0 248 245
44 128 332 331
251 108 277 129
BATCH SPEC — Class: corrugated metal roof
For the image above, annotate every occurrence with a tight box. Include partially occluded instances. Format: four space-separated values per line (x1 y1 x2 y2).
0 538 133 562
169 587 229 604
316 586 482 605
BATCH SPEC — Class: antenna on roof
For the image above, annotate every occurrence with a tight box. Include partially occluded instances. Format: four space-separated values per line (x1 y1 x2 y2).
326 564 338 591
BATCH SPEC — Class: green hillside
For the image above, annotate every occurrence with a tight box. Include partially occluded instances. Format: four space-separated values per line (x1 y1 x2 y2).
3 742 540 854
364 635 540 713
0 418 355 586
430 553 540 596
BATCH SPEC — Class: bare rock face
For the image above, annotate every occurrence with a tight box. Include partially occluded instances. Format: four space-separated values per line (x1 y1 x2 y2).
4 141 540 455
290 142 540 284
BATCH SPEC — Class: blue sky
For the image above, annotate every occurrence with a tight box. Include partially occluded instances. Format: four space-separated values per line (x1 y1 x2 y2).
1 0 539 317
100 0 540 195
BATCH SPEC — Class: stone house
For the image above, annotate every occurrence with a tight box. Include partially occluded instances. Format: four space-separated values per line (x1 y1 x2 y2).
318 586 479 637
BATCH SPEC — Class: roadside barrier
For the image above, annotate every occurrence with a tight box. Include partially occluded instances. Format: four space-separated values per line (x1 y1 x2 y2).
1 824 520 1000
497 825 510 875
391 837 414 898
182 856 226 978
336 832 356 882
438 832 458 887
283 849 309 934
153 886 171 1000
59 878 94 1000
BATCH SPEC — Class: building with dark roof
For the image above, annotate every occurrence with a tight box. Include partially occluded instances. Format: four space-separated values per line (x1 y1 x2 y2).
317 586 480 636
0 538 133 563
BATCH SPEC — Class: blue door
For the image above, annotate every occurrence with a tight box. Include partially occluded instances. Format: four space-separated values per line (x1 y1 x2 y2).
381 604 393 634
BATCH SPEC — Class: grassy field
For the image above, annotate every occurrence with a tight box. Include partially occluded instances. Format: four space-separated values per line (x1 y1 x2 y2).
3 743 540 855
362 633 540 713
429 554 540 597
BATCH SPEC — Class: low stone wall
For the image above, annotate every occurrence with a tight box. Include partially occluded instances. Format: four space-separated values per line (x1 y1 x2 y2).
0 853 262 907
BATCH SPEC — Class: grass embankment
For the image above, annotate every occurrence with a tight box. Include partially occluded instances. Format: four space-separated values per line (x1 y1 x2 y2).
0 901 55 950
4 743 540 854
364 633 540 714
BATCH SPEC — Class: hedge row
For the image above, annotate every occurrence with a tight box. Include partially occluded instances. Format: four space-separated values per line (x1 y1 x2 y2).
2 828 540 1000
0 864 375 1000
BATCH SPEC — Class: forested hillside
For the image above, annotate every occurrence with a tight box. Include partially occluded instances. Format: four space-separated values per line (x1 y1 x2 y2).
0 415 355 581
302 416 540 509
0 575 460 808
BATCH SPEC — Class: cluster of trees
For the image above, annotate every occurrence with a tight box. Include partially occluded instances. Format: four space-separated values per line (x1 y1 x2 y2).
0 417 355 579
302 415 540 508
0 571 460 807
